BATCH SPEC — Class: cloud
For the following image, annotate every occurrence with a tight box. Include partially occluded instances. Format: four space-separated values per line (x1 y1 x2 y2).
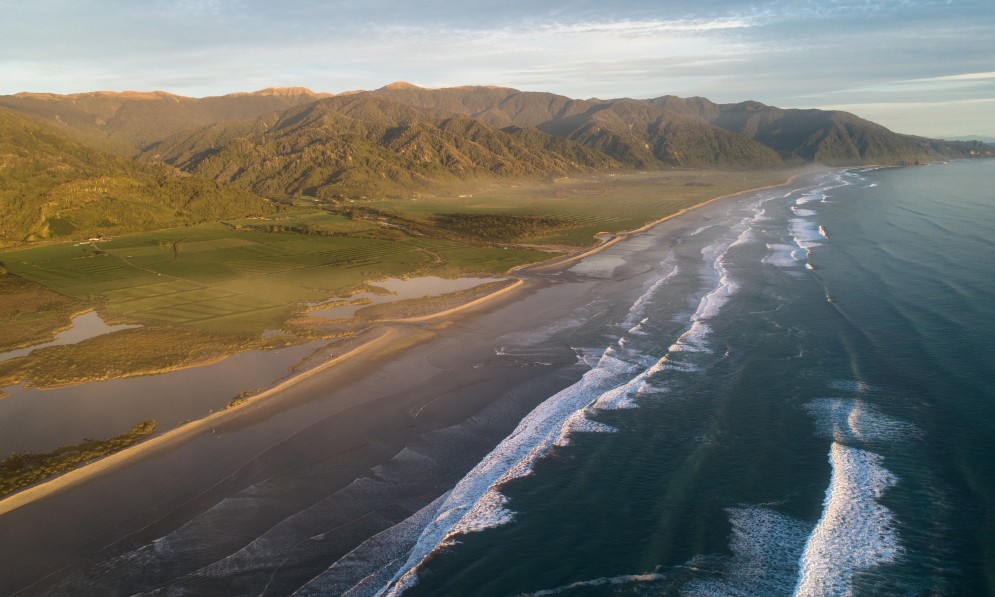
811 98 995 137
898 71 995 83
1 0 992 136
545 17 756 36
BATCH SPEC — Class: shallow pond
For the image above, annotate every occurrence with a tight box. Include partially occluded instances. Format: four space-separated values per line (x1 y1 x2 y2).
0 311 140 363
310 276 503 319
0 339 328 455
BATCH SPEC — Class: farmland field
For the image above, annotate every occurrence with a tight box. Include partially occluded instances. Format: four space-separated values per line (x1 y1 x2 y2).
377 170 790 245
0 169 792 389
0 221 552 336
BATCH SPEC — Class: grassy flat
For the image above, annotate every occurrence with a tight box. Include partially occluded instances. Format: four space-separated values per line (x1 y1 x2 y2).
0 169 791 392
0 220 553 336
0 275 88 352
376 170 789 246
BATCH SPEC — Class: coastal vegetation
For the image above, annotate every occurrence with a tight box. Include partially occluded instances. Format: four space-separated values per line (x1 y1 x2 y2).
0 420 156 498
0 168 787 398
0 272 87 352
0 325 312 393
0 219 551 335
0 109 275 247
375 169 789 246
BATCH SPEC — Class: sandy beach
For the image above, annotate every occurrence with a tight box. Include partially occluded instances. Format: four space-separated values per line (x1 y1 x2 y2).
0 325 430 517
0 170 818 594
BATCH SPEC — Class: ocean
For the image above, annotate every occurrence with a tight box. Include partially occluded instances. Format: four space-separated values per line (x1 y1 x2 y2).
369 161 995 596
7 161 992 596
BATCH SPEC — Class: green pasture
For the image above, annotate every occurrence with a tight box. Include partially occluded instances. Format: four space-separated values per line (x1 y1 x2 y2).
378 170 789 245
0 220 552 335
0 170 790 340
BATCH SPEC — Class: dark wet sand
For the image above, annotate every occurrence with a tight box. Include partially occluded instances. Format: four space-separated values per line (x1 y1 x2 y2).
0 276 593 594
0 174 810 595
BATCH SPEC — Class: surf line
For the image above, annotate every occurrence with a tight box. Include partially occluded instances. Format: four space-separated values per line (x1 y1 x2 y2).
521 168 823 273
792 446 900 594
378 211 759 595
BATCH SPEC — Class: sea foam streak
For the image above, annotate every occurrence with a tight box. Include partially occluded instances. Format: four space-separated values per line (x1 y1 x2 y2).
789 218 823 251
806 398 921 444
683 506 812 596
794 391 905 595
621 253 677 328
763 243 800 268
377 354 639 595
377 216 756 595
793 444 900 597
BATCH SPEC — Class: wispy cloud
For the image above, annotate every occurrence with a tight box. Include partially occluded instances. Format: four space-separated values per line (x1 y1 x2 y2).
898 71 995 83
817 97 995 109
810 97 995 136
1 0 992 136
545 17 756 36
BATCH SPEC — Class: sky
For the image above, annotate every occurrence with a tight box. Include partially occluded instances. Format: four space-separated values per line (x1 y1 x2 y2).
2 0 993 138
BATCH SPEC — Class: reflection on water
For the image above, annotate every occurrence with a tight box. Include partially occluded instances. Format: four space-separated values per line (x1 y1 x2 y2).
0 311 140 363
311 276 503 319
0 339 328 456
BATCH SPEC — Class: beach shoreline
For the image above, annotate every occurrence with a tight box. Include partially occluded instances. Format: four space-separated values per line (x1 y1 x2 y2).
0 325 431 516
0 167 811 518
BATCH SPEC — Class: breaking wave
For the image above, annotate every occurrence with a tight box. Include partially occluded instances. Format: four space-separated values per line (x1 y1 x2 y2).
376 209 758 595
793 443 900 596
683 506 812 596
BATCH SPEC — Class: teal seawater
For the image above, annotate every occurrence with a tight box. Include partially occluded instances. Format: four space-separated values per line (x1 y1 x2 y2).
384 161 995 596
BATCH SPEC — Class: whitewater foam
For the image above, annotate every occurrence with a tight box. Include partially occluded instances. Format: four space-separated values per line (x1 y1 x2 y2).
571 347 606 368
789 218 823 250
795 190 825 205
621 256 678 328
627 317 650 336
555 410 618 446
683 506 812 596
377 214 759 594
793 443 900 596
763 243 801 268
806 398 922 444
376 353 641 595
795 381 906 595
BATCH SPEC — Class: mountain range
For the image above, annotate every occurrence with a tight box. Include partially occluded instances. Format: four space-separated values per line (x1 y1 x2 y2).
0 109 273 244
1 83 991 244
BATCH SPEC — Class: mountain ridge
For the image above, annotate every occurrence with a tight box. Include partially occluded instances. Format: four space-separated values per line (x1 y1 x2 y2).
139 94 621 199
2 83 992 218
0 88 332 156
0 108 274 246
